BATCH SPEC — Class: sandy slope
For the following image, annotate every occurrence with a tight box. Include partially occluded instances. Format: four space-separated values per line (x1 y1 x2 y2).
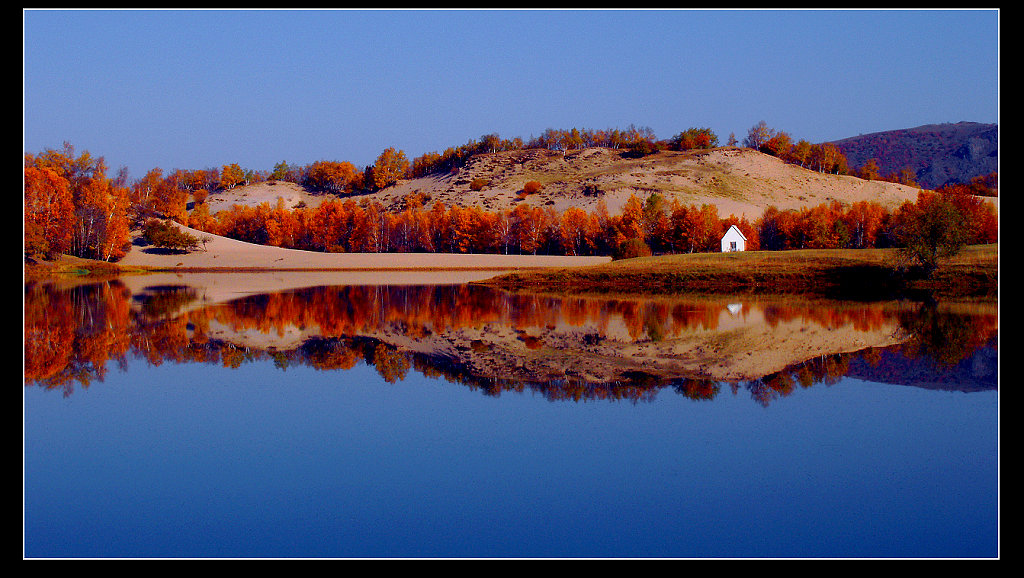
205 147 938 220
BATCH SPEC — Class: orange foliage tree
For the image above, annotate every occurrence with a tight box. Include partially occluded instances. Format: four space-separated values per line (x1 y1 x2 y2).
369 147 409 190
24 163 75 258
305 160 361 195
26 143 131 261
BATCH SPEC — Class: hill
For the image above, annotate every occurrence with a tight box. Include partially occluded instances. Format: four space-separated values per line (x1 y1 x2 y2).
830 121 997 190
205 146 929 221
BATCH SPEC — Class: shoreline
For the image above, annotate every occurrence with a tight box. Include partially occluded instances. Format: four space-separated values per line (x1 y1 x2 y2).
25 220 997 302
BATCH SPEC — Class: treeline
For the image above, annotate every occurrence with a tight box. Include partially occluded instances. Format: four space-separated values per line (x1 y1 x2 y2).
265 125 718 188
189 192 757 258
190 187 997 264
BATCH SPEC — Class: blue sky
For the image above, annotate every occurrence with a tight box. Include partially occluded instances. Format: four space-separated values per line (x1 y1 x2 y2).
24 8 999 180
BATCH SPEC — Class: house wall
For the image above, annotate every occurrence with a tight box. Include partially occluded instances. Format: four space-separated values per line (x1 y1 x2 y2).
720 228 746 252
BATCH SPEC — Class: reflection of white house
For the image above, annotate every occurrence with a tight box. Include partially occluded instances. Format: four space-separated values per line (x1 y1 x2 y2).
720 224 747 252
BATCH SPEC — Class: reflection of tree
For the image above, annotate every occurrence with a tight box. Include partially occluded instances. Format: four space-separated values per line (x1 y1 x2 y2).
134 285 198 319
25 281 132 396
673 379 720 401
24 284 76 394
896 302 998 368
747 372 795 407
743 353 851 407
372 343 410 383
300 337 361 371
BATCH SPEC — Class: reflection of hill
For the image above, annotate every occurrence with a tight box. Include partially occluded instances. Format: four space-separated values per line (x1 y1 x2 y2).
196 285 915 383
845 336 998 393
24 280 998 403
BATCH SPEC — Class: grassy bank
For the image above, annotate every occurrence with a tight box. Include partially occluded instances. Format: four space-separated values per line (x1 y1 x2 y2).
24 255 149 284
480 245 999 300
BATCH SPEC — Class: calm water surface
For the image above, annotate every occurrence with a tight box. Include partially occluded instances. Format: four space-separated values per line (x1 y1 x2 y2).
24 278 999 558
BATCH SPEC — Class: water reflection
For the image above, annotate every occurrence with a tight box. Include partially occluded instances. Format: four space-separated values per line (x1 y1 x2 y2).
24 278 997 404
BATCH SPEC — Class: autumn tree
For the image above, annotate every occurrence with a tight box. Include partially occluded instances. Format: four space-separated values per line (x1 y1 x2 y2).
761 131 793 159
843 200 887 249
643 193 672 253
188 200 216 233
131 167 164 220
803 201 850 249
671 127 718 150
305 160 360 195
307 199 347 251
24 164 75 258
28 143 131 261
887 167 918 187
522 180 544 195
270 160 305 183
559 207 593 256
969 172 998 197
219 163 246 190
512 203 546 255
857 158 882 181
492 209 514 254
809 143 848 174
445 204 475 253
938 187 998 245
889 191 969 274
362 201 390 252
617 194 646 242
369 147 409 190
151 171 189 223
672 203 721 253
743 120 774 150
789 139 813 168
265 198 301 248
756 205 805 251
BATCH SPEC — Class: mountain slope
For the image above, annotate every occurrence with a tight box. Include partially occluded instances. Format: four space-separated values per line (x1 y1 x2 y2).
830 121 997 189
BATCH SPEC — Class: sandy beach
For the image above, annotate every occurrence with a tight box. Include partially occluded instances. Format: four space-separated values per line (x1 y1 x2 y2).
118 222 611 272
113 222 611 299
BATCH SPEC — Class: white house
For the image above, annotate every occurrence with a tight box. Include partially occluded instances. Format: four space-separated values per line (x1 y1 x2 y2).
720 225 747 252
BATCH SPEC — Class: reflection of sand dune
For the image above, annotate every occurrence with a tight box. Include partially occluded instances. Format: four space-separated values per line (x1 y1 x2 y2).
424 307 904 383
192 286 912 382
120 270 511 309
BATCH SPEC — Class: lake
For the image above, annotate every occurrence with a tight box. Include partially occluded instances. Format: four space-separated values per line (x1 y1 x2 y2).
24 276 999 558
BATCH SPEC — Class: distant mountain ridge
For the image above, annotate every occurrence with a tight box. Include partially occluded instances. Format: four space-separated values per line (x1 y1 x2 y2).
829 121 997 190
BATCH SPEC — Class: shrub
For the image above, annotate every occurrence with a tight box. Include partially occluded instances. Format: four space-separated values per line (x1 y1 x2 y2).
469 177 490 191
613 238 652 260
142 219 200 253
523 180 544 195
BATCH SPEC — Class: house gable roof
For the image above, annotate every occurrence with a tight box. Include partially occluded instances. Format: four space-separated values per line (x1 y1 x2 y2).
722 224 747 240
